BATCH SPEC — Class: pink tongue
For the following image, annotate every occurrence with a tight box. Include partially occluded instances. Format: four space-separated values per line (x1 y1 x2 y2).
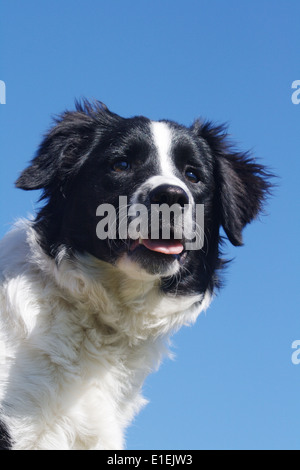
141 239 184 255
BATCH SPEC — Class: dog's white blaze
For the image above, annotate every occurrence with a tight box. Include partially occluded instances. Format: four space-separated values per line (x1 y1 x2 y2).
151 121 175 178
150 121 192 197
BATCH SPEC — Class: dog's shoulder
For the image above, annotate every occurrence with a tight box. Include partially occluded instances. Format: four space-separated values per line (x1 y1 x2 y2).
0 219 33 279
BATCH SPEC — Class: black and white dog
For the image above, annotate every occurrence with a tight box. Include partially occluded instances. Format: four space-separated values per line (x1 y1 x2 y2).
0 101 270 450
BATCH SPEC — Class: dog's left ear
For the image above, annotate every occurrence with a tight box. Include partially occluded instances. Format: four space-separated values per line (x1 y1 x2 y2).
15 100 112 193
193 121 272 246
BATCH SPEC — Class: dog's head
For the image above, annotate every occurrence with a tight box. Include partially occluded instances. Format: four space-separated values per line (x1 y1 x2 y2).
16 100 271 296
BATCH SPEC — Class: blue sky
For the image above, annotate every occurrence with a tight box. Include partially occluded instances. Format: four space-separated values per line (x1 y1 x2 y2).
0 0 300 450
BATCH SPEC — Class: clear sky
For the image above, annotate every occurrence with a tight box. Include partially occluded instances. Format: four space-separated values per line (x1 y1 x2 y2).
1 0 300 450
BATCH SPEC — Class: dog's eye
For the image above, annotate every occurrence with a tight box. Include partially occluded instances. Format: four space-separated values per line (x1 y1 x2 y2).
112 161 131 172
185 169 200 184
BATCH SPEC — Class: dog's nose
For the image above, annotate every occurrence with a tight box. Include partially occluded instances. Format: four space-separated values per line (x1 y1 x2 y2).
149 184 189 207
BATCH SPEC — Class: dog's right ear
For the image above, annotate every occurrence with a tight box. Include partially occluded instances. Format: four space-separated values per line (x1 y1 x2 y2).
192 120 272 246
15 100 109 191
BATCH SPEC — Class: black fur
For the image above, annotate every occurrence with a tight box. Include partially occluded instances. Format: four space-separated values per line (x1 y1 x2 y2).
15 100 272 297
0 420 11 450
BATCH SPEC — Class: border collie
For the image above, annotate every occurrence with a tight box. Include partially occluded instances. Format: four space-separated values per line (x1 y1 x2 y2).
0 101 271 450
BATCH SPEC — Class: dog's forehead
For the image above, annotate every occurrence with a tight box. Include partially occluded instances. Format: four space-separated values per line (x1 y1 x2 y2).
123 118 197 165
150 121 174 174
120 117 193 148
149 120 202 175
149 121 184 180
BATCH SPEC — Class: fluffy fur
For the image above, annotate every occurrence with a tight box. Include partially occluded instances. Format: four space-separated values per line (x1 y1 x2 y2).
0 101 271 450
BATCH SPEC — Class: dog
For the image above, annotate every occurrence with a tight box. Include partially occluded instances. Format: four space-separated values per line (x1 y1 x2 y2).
0 100 270 450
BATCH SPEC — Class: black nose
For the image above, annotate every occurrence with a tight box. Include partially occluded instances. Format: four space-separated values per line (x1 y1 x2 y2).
149 184 189 207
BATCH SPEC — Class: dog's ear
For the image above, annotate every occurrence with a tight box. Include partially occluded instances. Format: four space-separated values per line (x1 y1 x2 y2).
193 121 271 246
15 100 109 192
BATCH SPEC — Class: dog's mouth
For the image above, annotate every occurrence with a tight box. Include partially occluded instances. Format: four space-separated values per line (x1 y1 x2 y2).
118 237 188 277
129 237 184 255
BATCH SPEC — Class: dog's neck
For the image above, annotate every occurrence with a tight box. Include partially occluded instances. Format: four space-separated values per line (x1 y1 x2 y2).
53 252 205 344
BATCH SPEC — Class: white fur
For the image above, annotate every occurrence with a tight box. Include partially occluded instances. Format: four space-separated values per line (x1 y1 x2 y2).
151 121 174 178
150 121 192 194
0 220 211 450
